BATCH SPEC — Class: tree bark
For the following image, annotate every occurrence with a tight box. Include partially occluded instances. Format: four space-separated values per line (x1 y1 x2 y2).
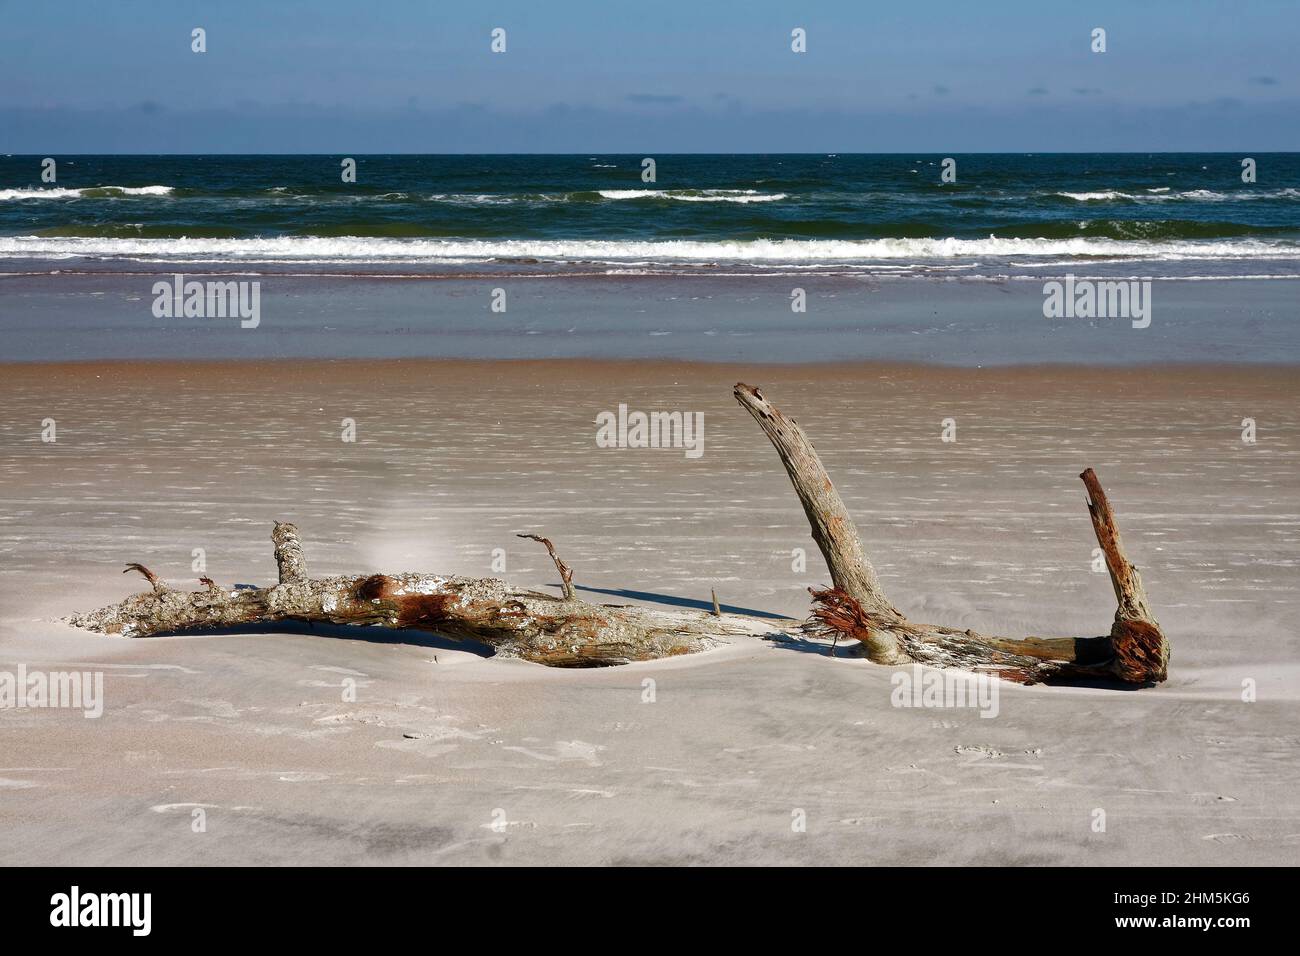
68 524 792 667
272 521 308 584
1080 467 1168 682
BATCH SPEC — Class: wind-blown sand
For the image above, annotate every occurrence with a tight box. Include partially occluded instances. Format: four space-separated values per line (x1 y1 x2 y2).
1 359 1297 865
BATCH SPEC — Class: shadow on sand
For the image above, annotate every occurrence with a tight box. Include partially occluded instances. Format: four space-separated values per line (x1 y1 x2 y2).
573 584 792 620
137 619 496 659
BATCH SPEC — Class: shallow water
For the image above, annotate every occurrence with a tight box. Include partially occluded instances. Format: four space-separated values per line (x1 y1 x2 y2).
3 272 1299 365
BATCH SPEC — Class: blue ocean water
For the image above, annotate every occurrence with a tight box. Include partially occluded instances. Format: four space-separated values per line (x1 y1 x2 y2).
1 153 1298 277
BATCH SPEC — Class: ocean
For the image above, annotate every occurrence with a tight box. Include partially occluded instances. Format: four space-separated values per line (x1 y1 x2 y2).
3 153 1298 364
2 153 1299 279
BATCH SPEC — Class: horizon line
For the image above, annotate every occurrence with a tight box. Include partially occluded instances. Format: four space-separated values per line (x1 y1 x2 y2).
4 150 1297 157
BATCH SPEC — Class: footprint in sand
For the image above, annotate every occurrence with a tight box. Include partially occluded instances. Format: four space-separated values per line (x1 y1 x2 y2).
955 745 1005 759
174 697 243 719
479 819 537 831
511 784 615 799
60 662 202 675
374 719 480 758
314 711 390 727
1190 792 1238 804
502 739 604 766
378 738 461 758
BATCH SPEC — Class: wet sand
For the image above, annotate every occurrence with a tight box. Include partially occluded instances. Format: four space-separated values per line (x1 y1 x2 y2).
1 359 1297 865
4 271 1300 365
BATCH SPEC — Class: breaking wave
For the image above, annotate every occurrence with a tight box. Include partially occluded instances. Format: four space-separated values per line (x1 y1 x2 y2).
2 234 1297 263
0 185 175 200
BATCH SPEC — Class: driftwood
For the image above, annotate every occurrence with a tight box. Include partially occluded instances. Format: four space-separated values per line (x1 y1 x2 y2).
516 533 575 601
68 383 1169 685
68 522 791 667
733 383 1168 685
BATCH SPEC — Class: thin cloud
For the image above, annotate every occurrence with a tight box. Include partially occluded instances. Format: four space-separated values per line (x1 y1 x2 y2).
626 94 685 105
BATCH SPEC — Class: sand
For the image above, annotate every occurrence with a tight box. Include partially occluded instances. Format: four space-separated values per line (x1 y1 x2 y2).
1 359 1297 865
5 271 1300 365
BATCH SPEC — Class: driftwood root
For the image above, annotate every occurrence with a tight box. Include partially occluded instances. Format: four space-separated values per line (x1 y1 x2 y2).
736 384 1169 686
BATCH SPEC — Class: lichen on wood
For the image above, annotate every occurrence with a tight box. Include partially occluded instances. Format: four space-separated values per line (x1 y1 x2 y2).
69 523 794 667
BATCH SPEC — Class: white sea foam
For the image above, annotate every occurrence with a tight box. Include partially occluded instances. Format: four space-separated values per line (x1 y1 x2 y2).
0 187 85 200
425 192 533 204
0 185 174 200
1 235 1297 264
595 189 787 203
393 189 790 205
1052 187 1300 202
1054 191 1136 201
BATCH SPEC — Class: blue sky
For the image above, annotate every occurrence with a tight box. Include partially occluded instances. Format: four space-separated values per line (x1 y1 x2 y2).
1 0 1294 152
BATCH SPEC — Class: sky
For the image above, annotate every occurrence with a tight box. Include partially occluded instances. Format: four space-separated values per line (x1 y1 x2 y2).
0 0 1295 152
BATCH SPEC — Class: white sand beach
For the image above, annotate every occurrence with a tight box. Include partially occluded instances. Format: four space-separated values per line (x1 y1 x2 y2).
1 359 1297 865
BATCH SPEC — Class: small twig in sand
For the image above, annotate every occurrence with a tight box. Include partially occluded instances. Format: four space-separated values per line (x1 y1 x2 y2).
516 533 576 601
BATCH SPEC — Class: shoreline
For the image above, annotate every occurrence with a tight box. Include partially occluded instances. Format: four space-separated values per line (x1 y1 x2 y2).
5 355 1300 372
5 265 1300 281
4 272 1299 365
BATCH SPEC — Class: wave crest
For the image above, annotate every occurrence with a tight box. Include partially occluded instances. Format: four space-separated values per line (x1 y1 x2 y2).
1052 188 1300 203
595 189 787 203
0 185 174 201
2 234 1297 263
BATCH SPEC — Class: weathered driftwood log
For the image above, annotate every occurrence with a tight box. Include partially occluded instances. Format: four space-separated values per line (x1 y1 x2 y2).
69 384 1169 685
732 384 907 664
734 383 1169 685
68 522 793 667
